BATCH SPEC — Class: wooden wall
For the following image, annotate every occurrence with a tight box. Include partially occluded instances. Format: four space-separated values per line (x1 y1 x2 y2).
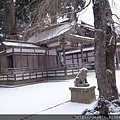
0 55 8 69
66 51 94 67
14 54 57 69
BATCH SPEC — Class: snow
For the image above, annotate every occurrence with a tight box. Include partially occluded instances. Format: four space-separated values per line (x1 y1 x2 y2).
65 47 94 55
57 16 69 23
0 34 3 37
2 41 39 48
0 70 120 115
28 21 75 43
71 34 94 40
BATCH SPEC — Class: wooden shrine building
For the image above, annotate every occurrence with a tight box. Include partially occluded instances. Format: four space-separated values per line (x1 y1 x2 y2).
0 20 120 86
27 21 95 78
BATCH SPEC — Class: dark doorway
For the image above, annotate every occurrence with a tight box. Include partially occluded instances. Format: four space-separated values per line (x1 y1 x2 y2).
7 55 13 68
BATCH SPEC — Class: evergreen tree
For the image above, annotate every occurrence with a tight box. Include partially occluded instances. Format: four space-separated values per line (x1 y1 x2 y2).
0 3 5 41
23 0 86 39
30 0 86 25
15 0 31 39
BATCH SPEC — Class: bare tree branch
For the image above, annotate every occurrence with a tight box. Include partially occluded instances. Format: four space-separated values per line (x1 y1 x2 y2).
0 0 12 4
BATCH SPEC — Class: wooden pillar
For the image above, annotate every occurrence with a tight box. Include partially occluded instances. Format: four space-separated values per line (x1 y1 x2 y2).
45 49 47 68
62 43 67 76
20 47 22 68
27 53 29 68
47 49 50 67
77 53 79 67
33 48 35 69
62 45 66 65
81 42 84 67
12 47 15 68
56 51 59 67
56 48 58 67
46 49 48 68
38 53 40 67
86 52 88 63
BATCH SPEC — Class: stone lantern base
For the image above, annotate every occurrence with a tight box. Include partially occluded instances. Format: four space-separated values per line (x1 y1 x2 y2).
69 86 96 104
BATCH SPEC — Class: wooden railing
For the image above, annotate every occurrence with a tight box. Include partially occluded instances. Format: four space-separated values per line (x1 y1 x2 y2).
0 64 83 82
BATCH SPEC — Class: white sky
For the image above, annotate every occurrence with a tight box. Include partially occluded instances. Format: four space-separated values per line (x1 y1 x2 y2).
78 0 120 26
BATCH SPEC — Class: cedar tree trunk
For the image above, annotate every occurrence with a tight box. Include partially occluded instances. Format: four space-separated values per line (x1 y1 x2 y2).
5 0 17 39
92 0 118 101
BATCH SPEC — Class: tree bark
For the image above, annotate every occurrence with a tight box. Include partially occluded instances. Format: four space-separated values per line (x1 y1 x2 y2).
5 0 17 39
92 0 118 101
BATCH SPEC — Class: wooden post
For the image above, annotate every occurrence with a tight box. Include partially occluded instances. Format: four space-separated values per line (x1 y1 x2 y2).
45 49 47 68
72 54 74 74
56 51 59 67
81 42 84 67
47 49 49 68
86 52 88 63
77 53 79 67
72 54 74 65
12 47 15 68
27 53 29 68
20 47 22 68
33 48 35 69
38 53 39 67
62 43 67 76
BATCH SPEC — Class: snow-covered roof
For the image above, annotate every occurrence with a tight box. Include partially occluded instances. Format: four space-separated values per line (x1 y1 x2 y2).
2 41 39 48
57 16 69 23
65 42 120 54
69 34 94 42
28 22 75 43
65 47 94 55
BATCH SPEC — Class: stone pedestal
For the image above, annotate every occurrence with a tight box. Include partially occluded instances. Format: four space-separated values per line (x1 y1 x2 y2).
69 86 96 104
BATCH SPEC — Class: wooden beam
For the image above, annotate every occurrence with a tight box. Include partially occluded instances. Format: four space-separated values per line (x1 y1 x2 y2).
27 53 29 68
77 53 79 66
12 47 15 68
62 43 67 76
65 34 94 43
20 47 22 68
81 42 84 67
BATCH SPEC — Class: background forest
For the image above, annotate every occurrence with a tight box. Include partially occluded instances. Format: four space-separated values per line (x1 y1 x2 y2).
0 0 86 41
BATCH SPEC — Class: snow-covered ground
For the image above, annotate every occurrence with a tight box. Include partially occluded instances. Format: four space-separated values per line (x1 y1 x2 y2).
0 70 120 115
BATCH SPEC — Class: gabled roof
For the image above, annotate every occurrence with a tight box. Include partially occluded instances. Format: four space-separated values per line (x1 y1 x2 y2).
65 46 94 55
2 40 39 48
27 20 95 45
65 34 94 43
0 40 46 54
27 21 75 44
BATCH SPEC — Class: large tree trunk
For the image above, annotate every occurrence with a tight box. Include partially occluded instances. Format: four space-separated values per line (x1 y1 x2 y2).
5 0 17 39
90 0 119 115
92 0 118 101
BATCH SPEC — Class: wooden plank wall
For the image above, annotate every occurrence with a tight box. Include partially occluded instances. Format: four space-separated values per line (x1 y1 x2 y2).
0 55 8 69
1 53 58 70
66 51 95 67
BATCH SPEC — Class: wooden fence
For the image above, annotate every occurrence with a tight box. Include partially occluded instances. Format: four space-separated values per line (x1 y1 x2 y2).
0 64 82 85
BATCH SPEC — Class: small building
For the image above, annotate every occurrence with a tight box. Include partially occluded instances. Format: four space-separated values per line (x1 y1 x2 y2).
0 40 58 85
